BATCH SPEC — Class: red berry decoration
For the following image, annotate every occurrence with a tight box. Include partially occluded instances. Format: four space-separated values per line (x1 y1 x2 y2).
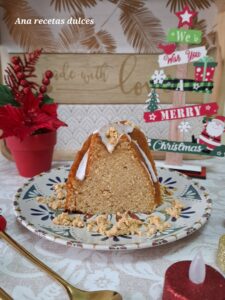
38 94 44 101
1 48 67 142
29 53 34 60
42 78 50 85
20 80 28 87
40 85 47 93
11 56 20 65
4 49 53 103
17 72 25 80
23 87 30 94
14 65 22 73
45 70 53 79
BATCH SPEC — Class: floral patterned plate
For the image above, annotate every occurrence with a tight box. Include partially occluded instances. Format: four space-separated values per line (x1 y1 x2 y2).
13 166 212 251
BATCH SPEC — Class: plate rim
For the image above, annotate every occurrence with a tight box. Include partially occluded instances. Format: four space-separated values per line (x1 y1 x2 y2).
13 166 212 251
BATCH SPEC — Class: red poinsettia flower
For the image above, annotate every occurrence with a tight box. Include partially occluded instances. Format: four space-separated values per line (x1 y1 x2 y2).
0 90 66 140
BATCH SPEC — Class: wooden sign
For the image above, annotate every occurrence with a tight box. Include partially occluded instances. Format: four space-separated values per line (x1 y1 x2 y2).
158 46 207 67
11 53 205 105
167 29 202 44
149 139 225 157
150 78 214 93
144 102 218 123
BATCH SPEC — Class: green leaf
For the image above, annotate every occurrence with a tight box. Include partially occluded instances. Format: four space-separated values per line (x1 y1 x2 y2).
0 85 19 106
42 94 54 104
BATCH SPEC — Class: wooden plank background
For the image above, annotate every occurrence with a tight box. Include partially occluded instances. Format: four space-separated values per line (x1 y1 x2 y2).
30 53 208 104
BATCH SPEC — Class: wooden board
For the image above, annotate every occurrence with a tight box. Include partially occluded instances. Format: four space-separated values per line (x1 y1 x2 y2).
9 53 208 104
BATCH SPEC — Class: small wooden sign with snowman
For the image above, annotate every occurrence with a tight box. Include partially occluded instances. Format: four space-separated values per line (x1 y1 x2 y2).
143 5 225 178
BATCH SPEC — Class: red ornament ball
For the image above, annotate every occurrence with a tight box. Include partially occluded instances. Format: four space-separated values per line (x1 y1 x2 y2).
11 56 20 65
45 70 53 79
42 78 50 85
40 86 47 93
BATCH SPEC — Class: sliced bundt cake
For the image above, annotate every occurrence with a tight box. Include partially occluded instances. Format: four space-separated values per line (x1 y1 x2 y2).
66 121 162 214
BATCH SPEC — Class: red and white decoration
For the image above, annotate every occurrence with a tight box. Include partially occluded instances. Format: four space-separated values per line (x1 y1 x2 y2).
144 4 223 173
144 102 218 123
197 116 225 151
158 46 207 68
175 5 197 28
151 70 166 84
158 43 177 55
194 66 216 82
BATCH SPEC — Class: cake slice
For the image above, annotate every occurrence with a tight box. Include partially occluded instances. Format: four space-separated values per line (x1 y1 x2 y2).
66 121 162 214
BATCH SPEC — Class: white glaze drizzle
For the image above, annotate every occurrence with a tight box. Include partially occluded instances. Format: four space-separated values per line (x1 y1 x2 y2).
134 142 158 183
75 150 89 181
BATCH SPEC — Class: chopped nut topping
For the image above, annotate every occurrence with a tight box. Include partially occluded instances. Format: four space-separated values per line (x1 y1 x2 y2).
145 215 171 236
172 200 184 209
160 185 173 196
105 127 119 145
53 212 84 228
53 212 71 226
36 196 48 204
165 199 184 219
104 212 143 237
36 182 67 210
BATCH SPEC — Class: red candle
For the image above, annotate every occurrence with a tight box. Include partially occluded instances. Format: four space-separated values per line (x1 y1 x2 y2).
163 261 225 300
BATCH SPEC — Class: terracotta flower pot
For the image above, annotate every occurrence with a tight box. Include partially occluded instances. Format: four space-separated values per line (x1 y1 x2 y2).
6 131 56 177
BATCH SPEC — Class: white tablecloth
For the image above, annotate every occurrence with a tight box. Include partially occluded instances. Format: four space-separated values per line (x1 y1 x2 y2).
0 154 224 300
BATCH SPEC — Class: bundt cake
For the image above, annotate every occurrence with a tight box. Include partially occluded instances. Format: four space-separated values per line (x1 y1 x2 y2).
66 121 162 214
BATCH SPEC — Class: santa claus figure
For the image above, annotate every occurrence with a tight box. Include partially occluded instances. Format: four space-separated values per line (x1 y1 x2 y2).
192 116 225 153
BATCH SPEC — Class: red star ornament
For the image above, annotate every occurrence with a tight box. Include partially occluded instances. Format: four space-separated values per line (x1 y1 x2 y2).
175 5 197 28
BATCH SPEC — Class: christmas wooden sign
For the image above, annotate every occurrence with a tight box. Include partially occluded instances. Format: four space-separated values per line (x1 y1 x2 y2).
144 102 218 123
149 139 225 157
150 76 213 93
158 46 207 68
148 115 225 157
143 4 223 166
167 28 202 44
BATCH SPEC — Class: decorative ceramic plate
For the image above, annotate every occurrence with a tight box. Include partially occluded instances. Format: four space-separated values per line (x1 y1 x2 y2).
13 166 212 251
